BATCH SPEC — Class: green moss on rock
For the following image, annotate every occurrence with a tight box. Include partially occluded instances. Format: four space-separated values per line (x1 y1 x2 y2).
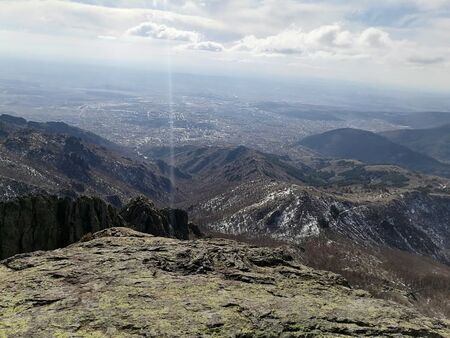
0 228 448 337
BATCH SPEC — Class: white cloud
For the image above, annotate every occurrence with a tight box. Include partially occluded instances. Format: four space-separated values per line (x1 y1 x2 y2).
305 25 353 48
358 28 392 48
127 22 201 42
181 41 225 52
407 55 446 65
1 0 449 90
0 0 225 38
97 35 117 40
230 25 395 59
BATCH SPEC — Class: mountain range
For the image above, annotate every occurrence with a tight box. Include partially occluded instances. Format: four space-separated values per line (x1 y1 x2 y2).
144 144 322 203
2 115 450 265
299 128 450 177
0 114 171 206
384 111 450 129
381 124 450 164
1 113 450 323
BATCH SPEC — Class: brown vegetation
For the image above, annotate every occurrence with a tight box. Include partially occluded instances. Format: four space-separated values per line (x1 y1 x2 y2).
298 234 450 319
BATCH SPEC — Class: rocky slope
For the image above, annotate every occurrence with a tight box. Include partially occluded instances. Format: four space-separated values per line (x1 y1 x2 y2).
192 180 450 265
145 145 321 203
0 195 201 260
0 227 448 337
0 114 120 152
0 115 172 205
147 145 317 184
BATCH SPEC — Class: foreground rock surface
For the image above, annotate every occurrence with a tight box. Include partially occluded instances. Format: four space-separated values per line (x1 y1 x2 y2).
0 228 448 337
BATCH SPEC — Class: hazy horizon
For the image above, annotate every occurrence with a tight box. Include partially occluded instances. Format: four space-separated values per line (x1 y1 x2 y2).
1 0 450 93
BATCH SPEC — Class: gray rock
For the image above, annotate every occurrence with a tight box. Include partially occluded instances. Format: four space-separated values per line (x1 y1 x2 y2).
0 227 448 337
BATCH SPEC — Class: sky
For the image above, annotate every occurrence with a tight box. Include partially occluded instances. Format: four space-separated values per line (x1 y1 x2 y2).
1 0 450 92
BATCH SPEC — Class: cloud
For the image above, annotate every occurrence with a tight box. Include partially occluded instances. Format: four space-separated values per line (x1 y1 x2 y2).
97 35 117 40
1 0 449 90
306 25 353 48
230 25 394 59
181 41 225 52
0 0 224 38
407 55 446 65
358 28 392 48
127 21 201 42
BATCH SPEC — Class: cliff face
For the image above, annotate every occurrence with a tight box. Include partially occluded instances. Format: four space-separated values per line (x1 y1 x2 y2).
0 227 448 337
0 195 202 260
0 195 124 260
120 196 202 240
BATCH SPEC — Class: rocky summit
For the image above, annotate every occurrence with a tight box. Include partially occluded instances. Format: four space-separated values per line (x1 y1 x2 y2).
0 227 448 337
120 196 202 240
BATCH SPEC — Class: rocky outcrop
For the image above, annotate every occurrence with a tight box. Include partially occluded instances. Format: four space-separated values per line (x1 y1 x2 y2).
121 196 202 240
0 195 123 260
194 180 450 264
0 227 448 337
0 195 203 260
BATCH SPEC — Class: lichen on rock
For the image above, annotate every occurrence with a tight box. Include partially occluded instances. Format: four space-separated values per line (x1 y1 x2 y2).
0 227 448 337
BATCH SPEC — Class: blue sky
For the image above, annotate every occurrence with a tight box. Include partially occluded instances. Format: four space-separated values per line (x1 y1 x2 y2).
0 0 449 91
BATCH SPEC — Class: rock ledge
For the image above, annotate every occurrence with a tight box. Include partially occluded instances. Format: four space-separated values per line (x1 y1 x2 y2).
0 228 448 337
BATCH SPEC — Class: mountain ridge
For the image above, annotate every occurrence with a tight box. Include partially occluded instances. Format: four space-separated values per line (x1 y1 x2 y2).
381 124 450 163
299 128 450 177
191 180 450 265
0 115 172 205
